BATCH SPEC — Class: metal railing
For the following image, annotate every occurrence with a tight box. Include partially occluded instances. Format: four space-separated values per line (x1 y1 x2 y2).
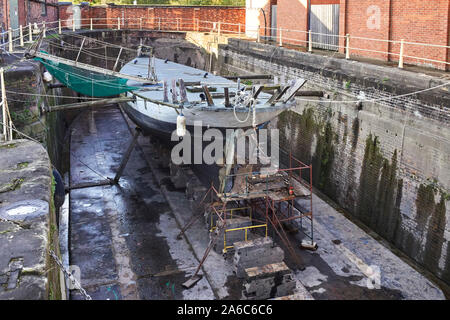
1 17 449 71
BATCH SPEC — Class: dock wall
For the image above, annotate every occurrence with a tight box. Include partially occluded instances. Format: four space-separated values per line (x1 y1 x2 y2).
217 39 450 287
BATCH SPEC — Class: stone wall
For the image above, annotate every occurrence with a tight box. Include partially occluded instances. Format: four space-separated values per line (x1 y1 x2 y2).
217 39 450 286
0 139 62 299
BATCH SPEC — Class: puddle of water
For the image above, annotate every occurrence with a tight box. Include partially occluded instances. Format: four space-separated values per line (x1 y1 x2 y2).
7 205 38 216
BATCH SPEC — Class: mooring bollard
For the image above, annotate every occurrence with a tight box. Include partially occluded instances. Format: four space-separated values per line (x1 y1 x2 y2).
398 39 404 69
345 34 350 59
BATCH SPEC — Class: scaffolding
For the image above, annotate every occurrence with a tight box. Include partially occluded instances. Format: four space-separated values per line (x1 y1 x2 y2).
182 152 315 288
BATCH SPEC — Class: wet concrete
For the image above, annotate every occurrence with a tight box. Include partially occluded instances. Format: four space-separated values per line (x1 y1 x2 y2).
69 107 214 300
68 106 445 300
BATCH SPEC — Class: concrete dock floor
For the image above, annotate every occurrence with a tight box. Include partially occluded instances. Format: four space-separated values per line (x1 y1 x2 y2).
68 106 445 300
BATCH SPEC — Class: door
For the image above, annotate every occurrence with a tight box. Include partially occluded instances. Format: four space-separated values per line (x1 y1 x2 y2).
310 4 340 51
9 0 19 37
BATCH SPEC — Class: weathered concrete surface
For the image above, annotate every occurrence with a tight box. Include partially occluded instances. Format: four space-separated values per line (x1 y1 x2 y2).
218 38 450 292
289 195 445 300
0 139 61 299
68 107 215 300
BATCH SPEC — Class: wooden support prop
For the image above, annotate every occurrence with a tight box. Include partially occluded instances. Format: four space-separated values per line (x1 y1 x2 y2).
179 79 188 104
202 85 214 106
75 38 86 62
67 180 113 191
282 79 307 103
45 97 134 113
113 127 142 184
296 90 325 97
113 47 123 72
47 83 66 89
224 87 231 107
224 74 272 80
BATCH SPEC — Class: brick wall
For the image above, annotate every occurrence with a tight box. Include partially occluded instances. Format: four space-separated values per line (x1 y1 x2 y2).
59 4 245 34
0 0 8 32
26 0 59 27
260 0 450 70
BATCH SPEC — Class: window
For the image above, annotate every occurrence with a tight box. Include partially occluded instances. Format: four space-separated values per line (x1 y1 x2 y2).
41 1 47 16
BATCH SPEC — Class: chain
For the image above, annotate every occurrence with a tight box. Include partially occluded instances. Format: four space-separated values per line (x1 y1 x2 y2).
49 249 92 300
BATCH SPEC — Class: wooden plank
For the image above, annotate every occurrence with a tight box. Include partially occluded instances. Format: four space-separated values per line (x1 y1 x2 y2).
45 97 134 112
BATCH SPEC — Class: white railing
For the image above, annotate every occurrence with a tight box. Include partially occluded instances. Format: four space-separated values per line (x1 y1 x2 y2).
1 17 449 70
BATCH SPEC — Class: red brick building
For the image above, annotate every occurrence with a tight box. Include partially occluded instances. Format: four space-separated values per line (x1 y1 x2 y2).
0 0 59 33
250 0 450 70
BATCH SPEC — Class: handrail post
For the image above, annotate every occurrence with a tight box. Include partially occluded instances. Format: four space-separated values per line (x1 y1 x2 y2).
308 29 312 52
43 21 46 37
28 24 32 42
398 39 404 69
196 18 199 32
90 18 93 30
72 18 76 32
238 23 241 37
140 17 143 30
177 18 180 31
158 18 161 30
279 27 282 47
58 19 62 34
19 25 24 47
8 28 13 52
218 21 221 36
257 25 260 42
345 34 350 59
118 17 121 30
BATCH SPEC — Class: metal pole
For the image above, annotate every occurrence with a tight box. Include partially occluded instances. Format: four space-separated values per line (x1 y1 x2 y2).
19 25 24 47
257 26 260 43
345 34 350 59
158 18 161 30
0 68 7 140
90 18 93 31
279 27 282 47
73 18 76 32
218 21 221 36
140 17 142 30
58 19 62 34
28 24 32 42
8 28 13 52
308 30 312 52
118 17 121 30
177 18 180 31
43 21 46 37
196 19 199 32
398 39 404 69
238 23 241 37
